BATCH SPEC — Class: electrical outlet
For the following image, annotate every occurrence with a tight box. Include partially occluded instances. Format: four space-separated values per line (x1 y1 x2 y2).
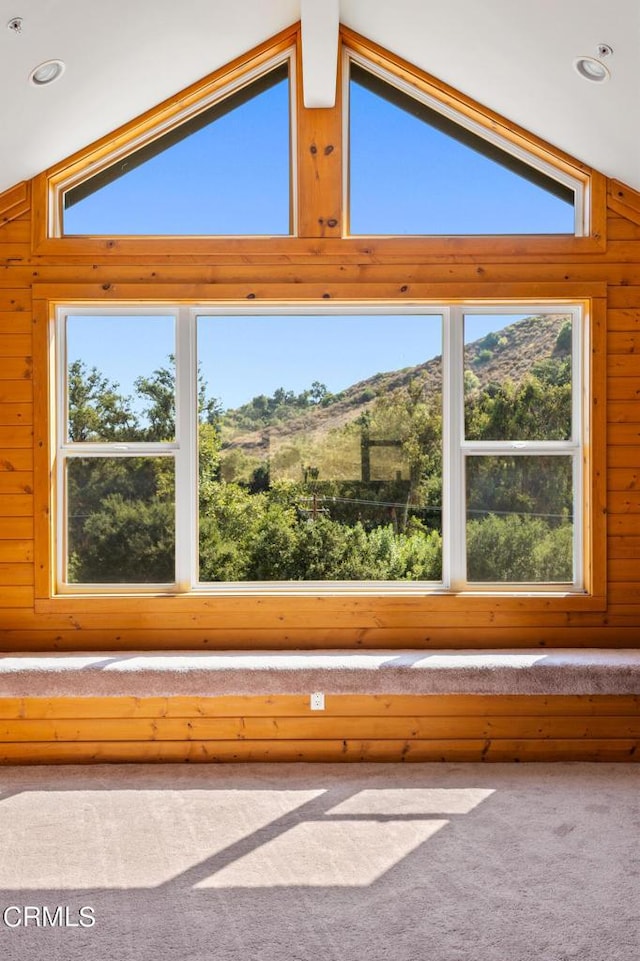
310 691 325 711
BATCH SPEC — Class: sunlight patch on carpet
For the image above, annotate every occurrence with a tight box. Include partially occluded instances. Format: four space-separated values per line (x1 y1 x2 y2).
0 789 325 889
195 819 448 888
326 787 495 815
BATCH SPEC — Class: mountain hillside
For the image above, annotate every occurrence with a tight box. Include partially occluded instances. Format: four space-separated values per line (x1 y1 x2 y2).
220 313 571 461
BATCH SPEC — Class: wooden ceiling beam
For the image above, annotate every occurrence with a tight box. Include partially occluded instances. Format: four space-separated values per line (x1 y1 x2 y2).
300 0 340 107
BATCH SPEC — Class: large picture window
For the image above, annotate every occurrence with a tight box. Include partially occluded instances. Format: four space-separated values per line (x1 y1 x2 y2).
55 303 584 593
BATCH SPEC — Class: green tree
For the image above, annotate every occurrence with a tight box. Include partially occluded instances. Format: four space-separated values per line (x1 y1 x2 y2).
67 360 138 441
67 456 174 583
135 365 175 441
467 513 572 582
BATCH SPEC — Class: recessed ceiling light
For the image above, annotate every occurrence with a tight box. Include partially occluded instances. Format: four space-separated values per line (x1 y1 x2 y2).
573 56 610 83
29 59 65 86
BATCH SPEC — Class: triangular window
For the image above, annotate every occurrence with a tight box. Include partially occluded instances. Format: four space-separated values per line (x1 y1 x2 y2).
46 28 593 243
62 60 292 236
347 59 578 236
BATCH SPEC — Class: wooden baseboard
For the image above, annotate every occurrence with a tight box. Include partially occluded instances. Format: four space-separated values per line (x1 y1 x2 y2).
1 693 639 762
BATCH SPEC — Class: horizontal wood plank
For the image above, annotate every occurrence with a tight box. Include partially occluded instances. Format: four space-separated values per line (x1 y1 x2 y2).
3 714 640 742
0 563 33 585
1 693 638 720
607 308 640 331
0 517 33 538
607 515 640 534
0 541 33 563
0 290 31 312
0 493 33 517
0 471 33 494
0 312 32 335
0 334 32 356
0 359 32 381
0 219 30 244
1 626 640 649
0 182 30 226
609 425 640 445
0 382 32 404
608 469 640 491
608 535 640 558
0 450 33 473
608 492 640 512
0 586 33 607
0 738 637 763
0 426 33 448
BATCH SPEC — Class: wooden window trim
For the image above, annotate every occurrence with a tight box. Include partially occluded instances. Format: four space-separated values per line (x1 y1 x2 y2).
32 282 607 619
30 24 606 257
341 27 606 253
28 24 609 637
0 180 31 226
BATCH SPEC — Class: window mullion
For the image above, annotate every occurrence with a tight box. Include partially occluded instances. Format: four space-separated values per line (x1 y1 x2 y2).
443 306 465 590
56 309 68 588
461 441 579 455
573 306 586 589
175 308 196 591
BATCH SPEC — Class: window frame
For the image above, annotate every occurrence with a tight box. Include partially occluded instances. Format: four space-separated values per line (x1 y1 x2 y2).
445 305 584 591
30 25 607 258
32 27 301 254
51 299 589 599
54 50 297 240
55 306 184 592
344 50 587 238
58 56 295 240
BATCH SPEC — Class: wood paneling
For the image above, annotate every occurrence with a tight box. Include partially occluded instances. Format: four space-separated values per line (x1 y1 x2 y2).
4 739 640 762
0 182 30 226
296 30 342 236
1 693 638 718
608 180 640 226
0 450 33 471
0 541 33 563
0 694 637 763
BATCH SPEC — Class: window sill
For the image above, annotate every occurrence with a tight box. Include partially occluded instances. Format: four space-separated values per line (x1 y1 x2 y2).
35 589 607 616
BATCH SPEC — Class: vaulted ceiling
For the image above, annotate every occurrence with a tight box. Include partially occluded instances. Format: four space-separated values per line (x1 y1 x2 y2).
0 0 637 196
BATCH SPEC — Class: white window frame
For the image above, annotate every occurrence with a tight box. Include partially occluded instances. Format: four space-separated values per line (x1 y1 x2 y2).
343 49 588 238
444 305 583 592
55 302 585 595
50 47 298 239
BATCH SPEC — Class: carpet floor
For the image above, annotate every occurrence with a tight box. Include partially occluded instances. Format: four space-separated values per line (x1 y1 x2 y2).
0 762 638 961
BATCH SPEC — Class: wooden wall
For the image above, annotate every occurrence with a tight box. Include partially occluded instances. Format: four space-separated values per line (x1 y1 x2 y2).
2 694 639 762
0 184 638 649
0 29 639 651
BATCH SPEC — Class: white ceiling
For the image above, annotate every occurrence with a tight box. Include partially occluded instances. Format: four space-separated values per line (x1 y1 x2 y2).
0 0 638 196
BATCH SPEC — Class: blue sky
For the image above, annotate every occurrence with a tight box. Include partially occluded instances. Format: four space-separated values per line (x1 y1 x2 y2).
349 81 574 235
64 67 574 238
68 313 446 412
64 78 290 236
197 313 442 408
67 311 532 414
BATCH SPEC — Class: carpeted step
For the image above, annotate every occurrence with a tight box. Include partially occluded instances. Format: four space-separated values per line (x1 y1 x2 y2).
1 648 639 696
